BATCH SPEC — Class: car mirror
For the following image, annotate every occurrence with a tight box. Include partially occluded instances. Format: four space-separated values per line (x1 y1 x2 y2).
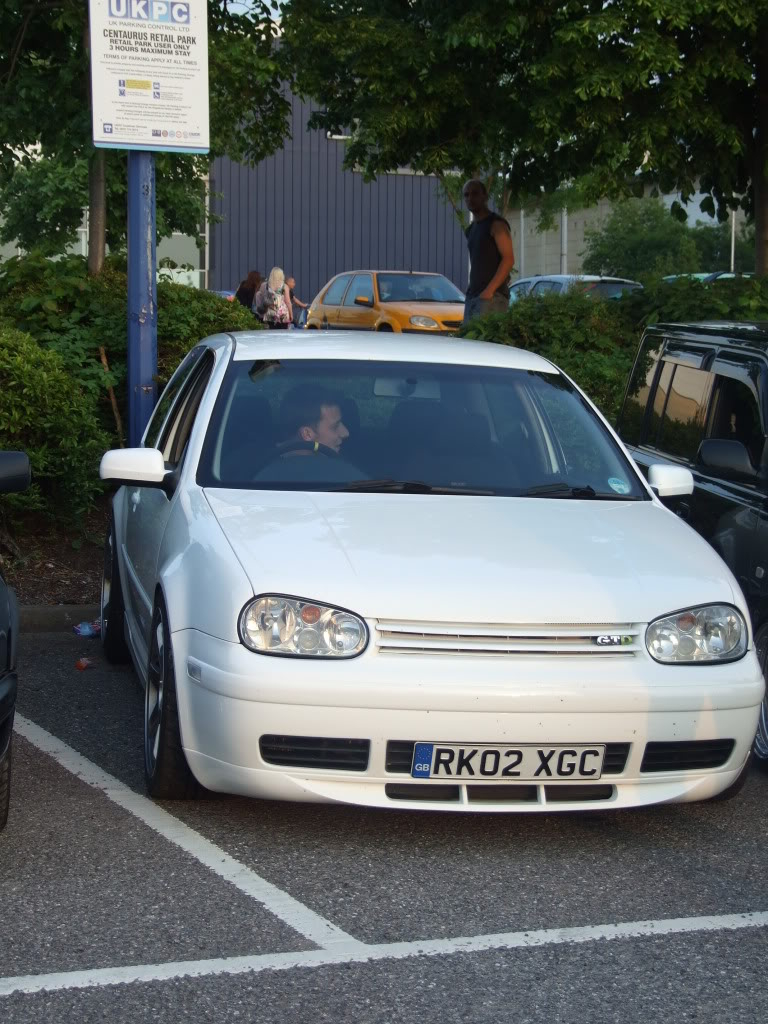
100 448 167 488
697 438 758 481
354 295 371 306
648 464 694 497
0 451 30 494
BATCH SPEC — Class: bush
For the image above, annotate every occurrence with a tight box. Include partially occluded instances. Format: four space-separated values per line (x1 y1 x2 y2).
0 253 259 442
0 324 111 526
461 276 768 423
460 292 637 422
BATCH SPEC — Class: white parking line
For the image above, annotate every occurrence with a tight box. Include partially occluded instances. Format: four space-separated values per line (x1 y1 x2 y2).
13 715 364 952
1 911 766 996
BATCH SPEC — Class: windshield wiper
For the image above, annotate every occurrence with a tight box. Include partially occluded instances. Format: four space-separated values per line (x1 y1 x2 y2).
522 482 637 500
331 478 495 495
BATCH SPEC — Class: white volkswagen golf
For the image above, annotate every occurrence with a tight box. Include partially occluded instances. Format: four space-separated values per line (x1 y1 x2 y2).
99 330 764 811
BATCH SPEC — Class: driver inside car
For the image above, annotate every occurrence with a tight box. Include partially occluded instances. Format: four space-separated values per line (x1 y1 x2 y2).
276 385 351 456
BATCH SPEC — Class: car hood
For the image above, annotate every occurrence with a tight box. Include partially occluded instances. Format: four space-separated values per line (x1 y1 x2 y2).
204 490 739 623
383 301 464 322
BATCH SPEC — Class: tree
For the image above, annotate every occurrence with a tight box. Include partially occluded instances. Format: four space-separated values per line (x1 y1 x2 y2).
582 199 701 279
0 1 290 272
281 0 768 272
689 222 756 274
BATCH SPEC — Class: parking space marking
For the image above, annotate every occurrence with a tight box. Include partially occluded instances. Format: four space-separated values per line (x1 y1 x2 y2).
1 911 766 997
14 715 364 952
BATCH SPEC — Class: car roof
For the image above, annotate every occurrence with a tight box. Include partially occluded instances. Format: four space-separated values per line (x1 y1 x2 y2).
646 321 768 351
512 274 640 285
223 329 559 372
329 270 445 277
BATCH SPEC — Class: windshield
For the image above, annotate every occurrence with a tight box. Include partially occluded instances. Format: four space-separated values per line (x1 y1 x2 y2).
377 274 464 303
578 280 642 299
197 359 647 499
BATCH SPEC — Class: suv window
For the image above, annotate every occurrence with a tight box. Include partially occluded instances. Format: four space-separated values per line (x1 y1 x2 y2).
619 337 662 444
655 363 714 461
708 374 764 468
323 275 352 305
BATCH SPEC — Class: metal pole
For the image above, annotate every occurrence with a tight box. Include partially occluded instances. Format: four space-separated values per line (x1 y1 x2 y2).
126 151 157 447
730 208 737 272
519 208 525 277
560 207 568 274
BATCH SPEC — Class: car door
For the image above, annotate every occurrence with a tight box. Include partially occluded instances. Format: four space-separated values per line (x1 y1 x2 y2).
339 273 376 330
625 341 765 600
314 274 353 329
122 348 214 655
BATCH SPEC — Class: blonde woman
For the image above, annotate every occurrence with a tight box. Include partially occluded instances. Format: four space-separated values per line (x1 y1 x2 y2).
254 267 293 328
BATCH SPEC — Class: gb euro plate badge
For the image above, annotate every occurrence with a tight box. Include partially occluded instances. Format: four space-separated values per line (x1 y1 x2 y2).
411 743 605 780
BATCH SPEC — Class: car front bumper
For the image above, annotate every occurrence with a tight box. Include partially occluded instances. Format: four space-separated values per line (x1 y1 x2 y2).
172 628 764 812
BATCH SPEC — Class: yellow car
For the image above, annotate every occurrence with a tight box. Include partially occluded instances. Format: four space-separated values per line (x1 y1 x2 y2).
306 270 465 333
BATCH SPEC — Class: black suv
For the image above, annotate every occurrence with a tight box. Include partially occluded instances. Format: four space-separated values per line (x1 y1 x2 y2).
0 451 31 830
617 322 768 767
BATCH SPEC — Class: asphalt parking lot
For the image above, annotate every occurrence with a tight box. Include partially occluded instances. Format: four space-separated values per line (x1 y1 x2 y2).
2 630 767 1023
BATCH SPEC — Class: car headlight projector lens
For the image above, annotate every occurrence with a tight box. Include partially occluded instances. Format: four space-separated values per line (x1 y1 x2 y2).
239 596 368 657
646 604 747 664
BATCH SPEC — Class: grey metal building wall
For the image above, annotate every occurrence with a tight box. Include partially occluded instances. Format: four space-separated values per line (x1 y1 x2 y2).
208 94 468 301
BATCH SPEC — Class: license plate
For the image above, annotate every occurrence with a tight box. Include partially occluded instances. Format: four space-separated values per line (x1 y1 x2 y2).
411 743 605 780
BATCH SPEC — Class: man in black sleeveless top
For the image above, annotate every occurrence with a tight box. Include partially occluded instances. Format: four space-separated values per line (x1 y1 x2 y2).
462 179 515 325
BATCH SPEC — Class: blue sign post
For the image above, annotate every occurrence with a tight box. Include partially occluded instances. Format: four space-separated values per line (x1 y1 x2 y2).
89 0 210 446
126 152 157 446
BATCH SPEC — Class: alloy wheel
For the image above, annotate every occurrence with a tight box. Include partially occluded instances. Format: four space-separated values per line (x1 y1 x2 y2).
145 611 166 773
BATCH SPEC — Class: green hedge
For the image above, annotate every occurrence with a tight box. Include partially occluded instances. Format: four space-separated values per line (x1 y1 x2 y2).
0 323 110 525
460 276 768 422
0 253 259 442
460 292 636 422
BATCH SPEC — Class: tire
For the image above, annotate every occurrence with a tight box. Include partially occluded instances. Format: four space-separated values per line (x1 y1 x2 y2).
144 596 198 799
0 724 12 832
752 622 768 771
101 520 130 663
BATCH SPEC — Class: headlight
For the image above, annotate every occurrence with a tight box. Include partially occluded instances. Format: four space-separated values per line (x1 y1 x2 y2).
239 595 368 658
646 604 747 664
409 315 438 328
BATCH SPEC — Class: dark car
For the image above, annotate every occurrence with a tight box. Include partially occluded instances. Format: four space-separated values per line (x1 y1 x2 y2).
0 451 31 830
616 321 768 768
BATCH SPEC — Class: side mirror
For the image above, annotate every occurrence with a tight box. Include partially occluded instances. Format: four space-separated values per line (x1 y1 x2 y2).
0 451 30 494
648 463 694 497
697 438 758 481
100 448 167 488
354 295 372 306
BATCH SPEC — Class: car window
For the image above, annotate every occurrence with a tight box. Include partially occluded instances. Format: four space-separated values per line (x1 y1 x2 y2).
707 374 765 468
160 351 215 467
377 274 464 303
344 274 374 306
655 363 714 462
144 346 206 449
198 359 647 500
618 336 662 444
580 281 641 299
531 281 561 295
322 275 353 305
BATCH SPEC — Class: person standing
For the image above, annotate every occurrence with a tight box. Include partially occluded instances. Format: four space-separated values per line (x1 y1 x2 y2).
253 267 293 328
234 271 263 312
286 275 308 327
462 179 515 325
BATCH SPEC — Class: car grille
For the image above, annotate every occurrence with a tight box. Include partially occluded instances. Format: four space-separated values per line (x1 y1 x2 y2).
385 740 630 775
385 783 614 804
259 735 370 771
640 739 735 772
441 319 462 329
375 620 642 657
